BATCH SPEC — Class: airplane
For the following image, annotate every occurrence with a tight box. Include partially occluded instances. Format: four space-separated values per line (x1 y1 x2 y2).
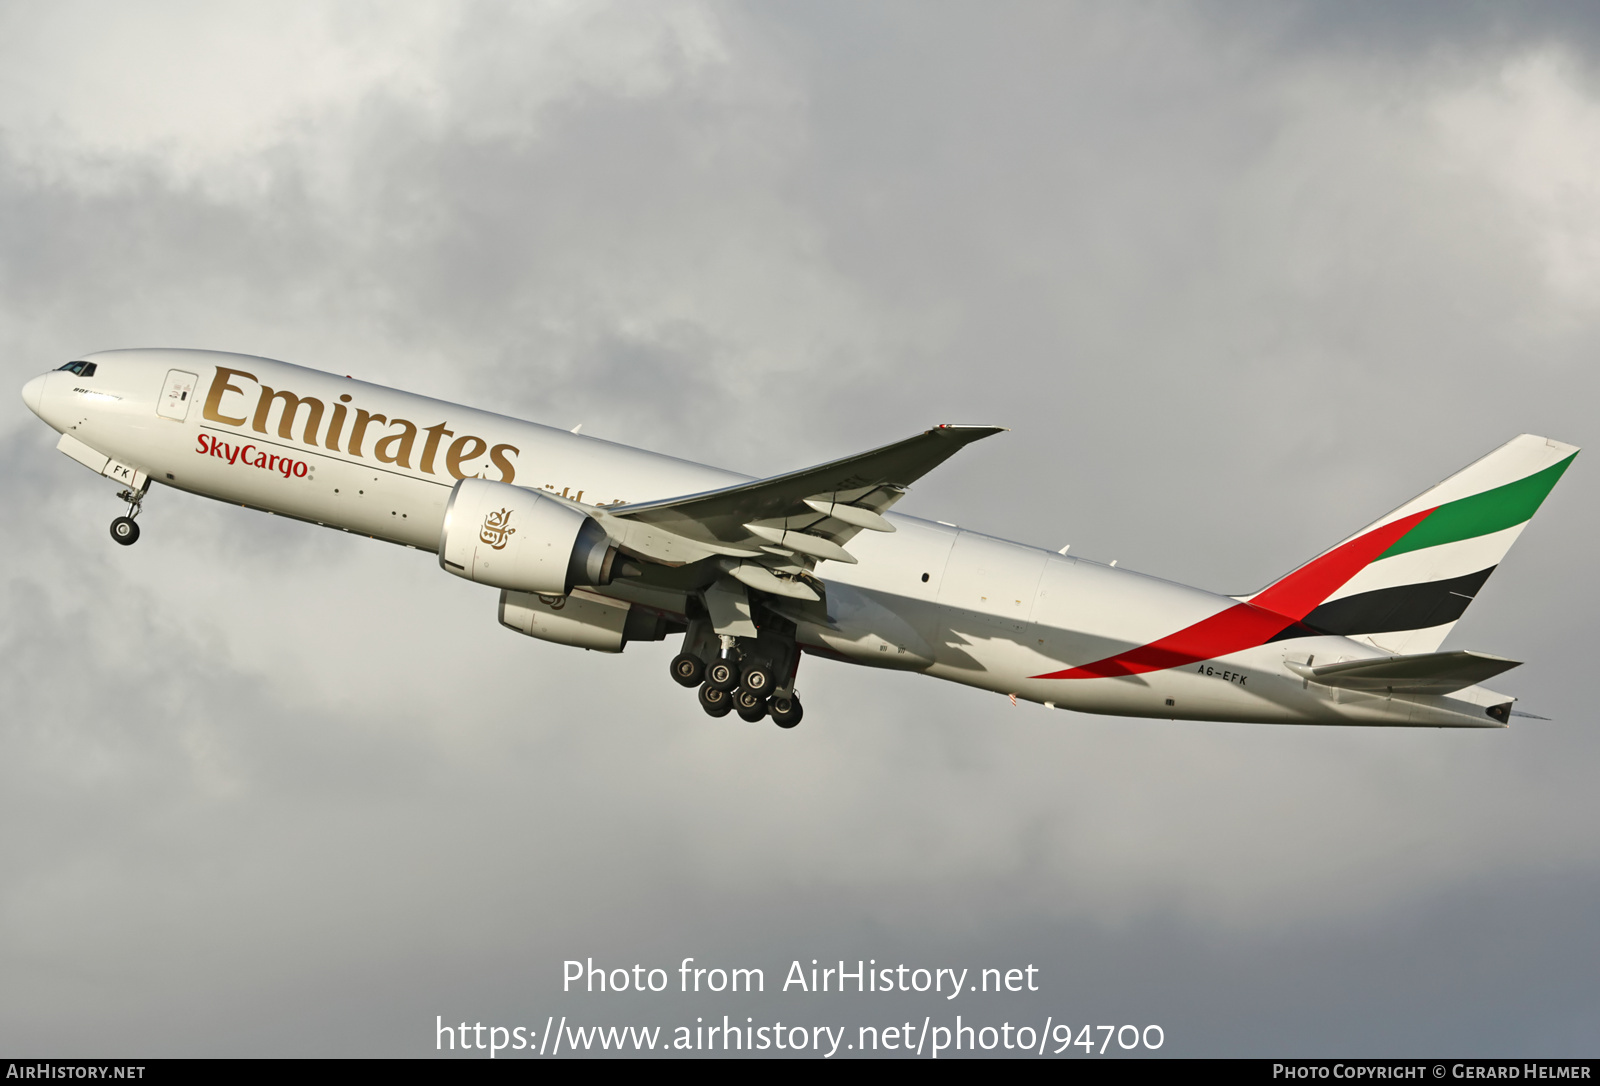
20 348 1577 730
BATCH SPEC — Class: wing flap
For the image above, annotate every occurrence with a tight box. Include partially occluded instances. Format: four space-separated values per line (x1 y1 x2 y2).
803 497 894 532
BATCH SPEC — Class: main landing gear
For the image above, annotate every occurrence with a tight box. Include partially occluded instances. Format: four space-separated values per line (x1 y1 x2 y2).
109 484 148 546
768 693 803 729
670 631 804 730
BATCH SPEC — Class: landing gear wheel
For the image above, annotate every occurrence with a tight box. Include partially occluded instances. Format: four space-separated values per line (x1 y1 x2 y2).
739 663 774 695
733 688 768 723
770 694 803 729
706 659 739 692
698 682 733 718
110 516 140 546
670 653 705 688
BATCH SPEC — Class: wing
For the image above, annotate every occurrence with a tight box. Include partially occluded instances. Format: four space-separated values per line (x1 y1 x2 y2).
589 424 1005 598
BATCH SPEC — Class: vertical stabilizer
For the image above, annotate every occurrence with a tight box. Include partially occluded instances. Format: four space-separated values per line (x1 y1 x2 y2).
1251 435 1577 654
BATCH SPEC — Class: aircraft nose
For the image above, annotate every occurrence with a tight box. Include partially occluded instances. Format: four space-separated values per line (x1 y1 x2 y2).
21 373 47 418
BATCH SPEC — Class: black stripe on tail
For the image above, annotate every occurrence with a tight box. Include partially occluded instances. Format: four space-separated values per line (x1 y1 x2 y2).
1268 566 1496 641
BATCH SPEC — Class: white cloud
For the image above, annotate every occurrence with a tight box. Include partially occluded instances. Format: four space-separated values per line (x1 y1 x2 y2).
0 0 733 200
1434 47 1600 313
3 2 1599 1054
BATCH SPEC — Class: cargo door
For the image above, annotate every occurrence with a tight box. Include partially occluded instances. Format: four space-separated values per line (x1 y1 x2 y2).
157 369 199 421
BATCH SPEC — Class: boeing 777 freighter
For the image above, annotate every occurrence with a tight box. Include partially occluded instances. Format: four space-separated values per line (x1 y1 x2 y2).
21 349 1576 729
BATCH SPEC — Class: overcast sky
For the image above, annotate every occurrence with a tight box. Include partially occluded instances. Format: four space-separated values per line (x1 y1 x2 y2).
2 0 1598 1058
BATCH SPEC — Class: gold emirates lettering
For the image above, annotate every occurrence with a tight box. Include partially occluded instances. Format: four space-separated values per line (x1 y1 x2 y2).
202 365 519 483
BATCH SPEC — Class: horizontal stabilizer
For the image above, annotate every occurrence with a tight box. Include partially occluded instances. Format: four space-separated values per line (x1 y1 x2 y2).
1285 650 1520 694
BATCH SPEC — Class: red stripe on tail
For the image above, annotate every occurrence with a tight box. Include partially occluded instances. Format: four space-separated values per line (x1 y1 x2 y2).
1031 508 1435 680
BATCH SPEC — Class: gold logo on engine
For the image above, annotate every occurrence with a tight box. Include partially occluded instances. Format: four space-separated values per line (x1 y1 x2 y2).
480 508 516 549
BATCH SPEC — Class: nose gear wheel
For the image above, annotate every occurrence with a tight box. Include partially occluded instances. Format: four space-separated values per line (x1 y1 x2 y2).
110 516 140 546
109 483 149 546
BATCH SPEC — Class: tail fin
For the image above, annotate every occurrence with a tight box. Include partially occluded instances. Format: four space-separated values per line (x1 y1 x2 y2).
1249 434 1578 654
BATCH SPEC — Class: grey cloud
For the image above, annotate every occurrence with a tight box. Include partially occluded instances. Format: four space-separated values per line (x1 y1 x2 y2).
1 0 1597 1056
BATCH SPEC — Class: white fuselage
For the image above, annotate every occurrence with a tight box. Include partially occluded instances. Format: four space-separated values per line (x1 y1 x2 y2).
22 348 1508 727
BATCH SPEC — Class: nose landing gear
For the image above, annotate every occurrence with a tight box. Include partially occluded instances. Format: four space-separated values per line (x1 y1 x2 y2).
109 516 140 545
109 484 148 546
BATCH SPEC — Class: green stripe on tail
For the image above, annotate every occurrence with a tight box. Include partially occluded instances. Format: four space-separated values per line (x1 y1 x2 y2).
1379 453 1577 559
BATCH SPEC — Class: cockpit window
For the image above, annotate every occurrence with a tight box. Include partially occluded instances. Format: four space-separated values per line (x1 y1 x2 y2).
57 360 96 376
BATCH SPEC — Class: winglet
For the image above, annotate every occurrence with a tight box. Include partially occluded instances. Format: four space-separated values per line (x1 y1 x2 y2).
934 423 1009 436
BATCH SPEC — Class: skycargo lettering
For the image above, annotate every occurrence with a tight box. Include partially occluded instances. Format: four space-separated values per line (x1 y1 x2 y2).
202 365 519 483
196 434 310 479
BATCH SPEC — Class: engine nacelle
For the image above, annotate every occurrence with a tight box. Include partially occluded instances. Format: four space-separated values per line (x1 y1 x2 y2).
440 478 617 595
499 589 673 653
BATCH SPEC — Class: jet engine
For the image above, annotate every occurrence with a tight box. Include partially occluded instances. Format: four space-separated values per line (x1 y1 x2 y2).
499 588 673 653
439 478 617 595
